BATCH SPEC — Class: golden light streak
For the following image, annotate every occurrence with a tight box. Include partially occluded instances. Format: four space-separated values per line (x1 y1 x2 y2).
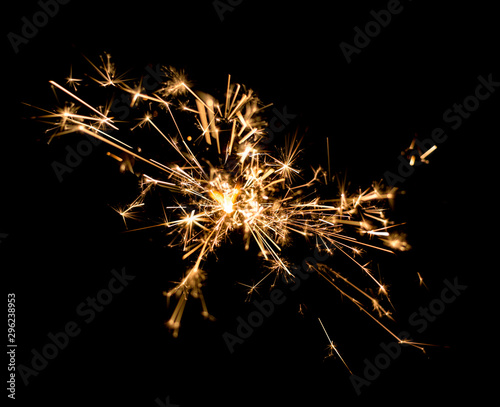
49 81 118 130
420 144 437 160
318 318 353 374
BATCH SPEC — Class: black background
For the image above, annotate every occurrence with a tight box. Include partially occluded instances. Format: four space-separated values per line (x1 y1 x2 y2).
4 0 499 406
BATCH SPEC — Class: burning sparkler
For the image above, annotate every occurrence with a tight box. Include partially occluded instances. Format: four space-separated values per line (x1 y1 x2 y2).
34 53 426 370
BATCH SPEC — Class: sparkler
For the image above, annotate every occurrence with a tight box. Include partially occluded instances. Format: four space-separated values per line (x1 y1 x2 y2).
35 54 426 370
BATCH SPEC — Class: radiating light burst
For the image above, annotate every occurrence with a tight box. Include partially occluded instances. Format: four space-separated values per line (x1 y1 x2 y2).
35 54 429 370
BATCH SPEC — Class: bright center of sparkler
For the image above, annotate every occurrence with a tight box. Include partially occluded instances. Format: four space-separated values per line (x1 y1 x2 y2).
209 186 240 214
221 195 235 214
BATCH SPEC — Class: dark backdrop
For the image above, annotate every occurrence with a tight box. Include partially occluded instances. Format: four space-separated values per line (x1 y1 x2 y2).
4 1 499 406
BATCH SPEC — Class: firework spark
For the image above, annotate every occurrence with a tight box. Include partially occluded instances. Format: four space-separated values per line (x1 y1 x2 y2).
35 54 425 365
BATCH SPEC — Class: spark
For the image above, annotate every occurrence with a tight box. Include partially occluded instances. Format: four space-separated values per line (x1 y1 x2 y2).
65 66 82 91
404 133 437 165
318 318 352 374
417 272 428 289
36 54 423 356
420 144 437 160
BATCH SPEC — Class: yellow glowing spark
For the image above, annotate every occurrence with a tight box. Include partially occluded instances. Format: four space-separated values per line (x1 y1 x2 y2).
49 80 118 130
65 66 82 91
420 144 437 160
318 318 353 374
417 272 428 289
209 187 240 214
